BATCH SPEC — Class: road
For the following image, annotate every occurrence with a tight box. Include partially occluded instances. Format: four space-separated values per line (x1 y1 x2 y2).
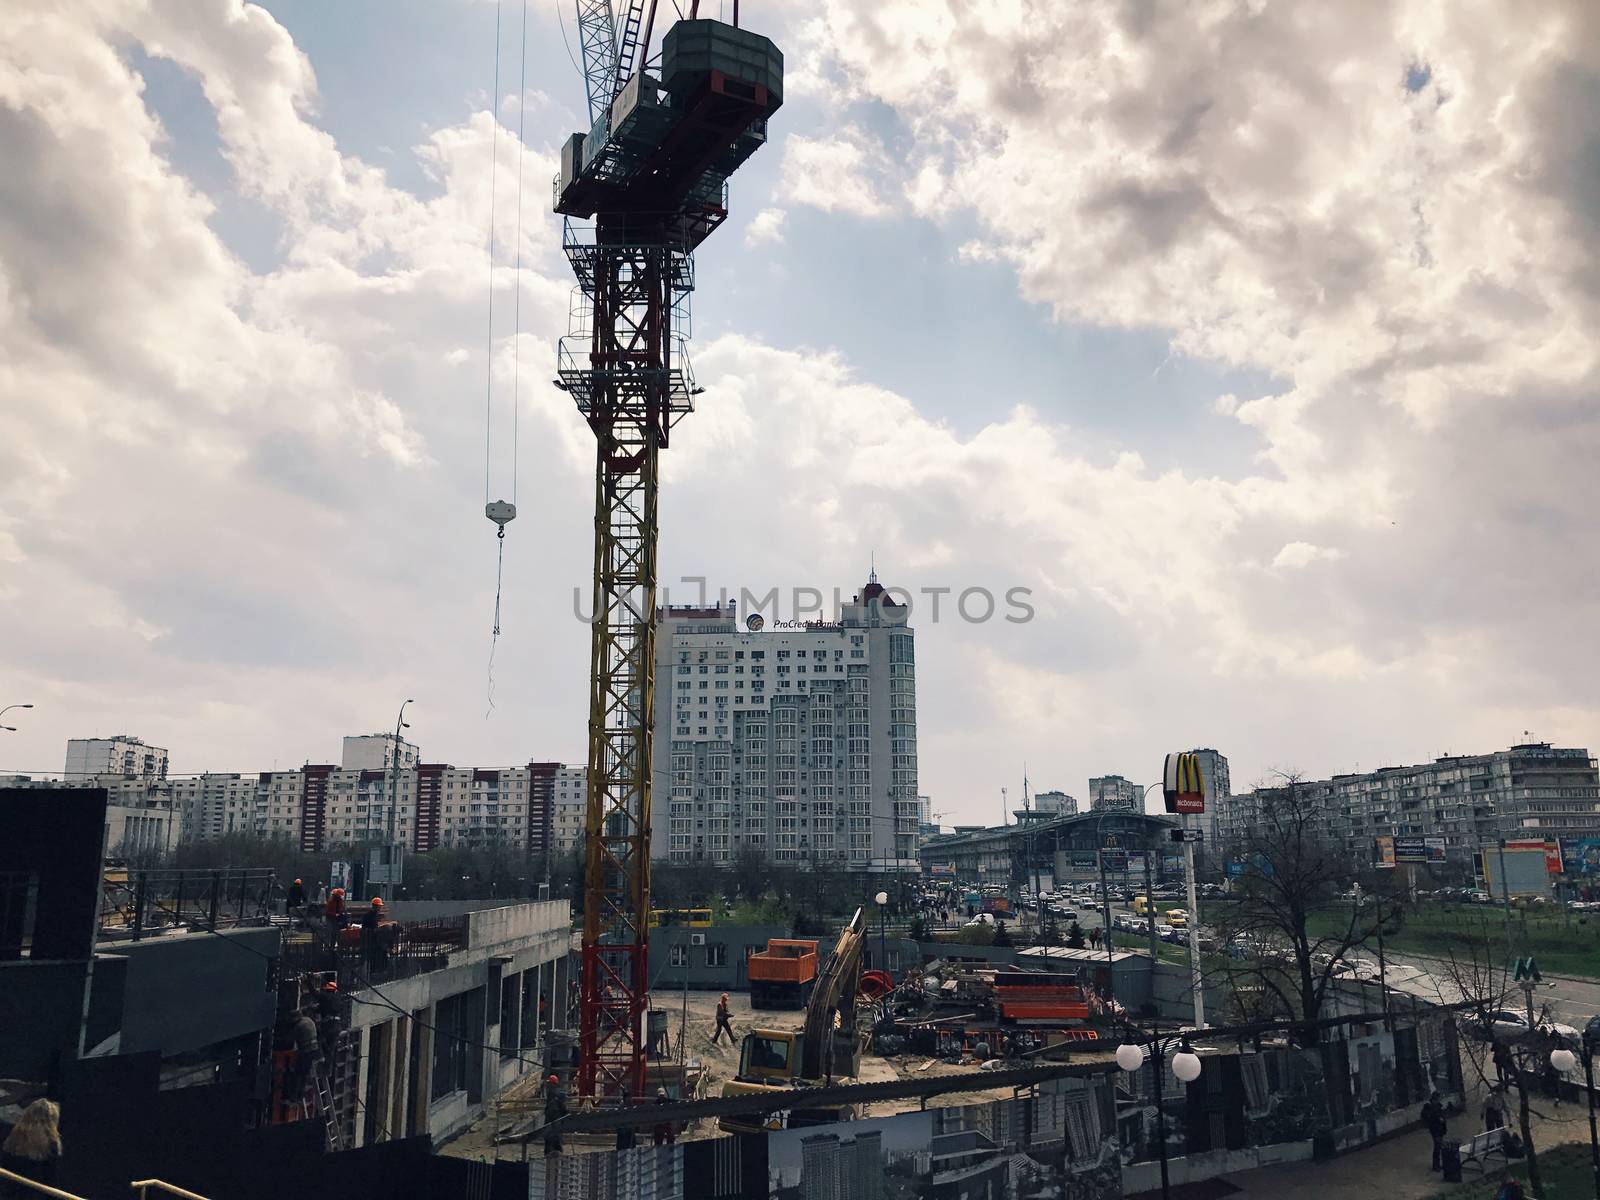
1355 947 1600 1029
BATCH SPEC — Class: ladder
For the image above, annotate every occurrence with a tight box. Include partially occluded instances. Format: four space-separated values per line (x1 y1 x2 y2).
311 1059 343 1151
612 1 647 98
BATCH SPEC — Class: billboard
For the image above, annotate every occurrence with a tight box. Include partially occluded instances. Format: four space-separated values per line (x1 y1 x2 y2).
1562 838 1600 877
1425 837 1448 865
1545 841 1563 875
1393 837 1428 864
1375 837 1396 868
1481 845 1550 898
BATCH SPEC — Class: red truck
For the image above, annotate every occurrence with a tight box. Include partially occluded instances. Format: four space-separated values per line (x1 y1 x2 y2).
746 938 819 1009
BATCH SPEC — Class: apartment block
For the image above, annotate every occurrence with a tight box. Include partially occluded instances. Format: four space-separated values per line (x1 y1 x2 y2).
340 732 421 771
650 574 920 869
1217 742 1600 870
1088 774 1141 812
64 735 168 781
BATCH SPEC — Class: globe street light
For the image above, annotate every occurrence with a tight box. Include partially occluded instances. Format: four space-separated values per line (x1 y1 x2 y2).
1551 1015 1600 1200
874 890 889 974
1117 1032 1204 1200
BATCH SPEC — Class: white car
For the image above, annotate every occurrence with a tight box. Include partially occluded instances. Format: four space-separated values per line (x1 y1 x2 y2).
1462 1009 1580 1046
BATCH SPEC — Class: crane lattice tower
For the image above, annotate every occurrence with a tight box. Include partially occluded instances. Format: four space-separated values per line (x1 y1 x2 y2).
553 4 783 1098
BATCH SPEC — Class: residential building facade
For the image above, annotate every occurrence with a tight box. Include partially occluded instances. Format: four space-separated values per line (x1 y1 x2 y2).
1217 743 1600 873
1087 774 1140 812
340 732 421 771
1033 789 1078 816
64 735 168 781
650 575 920 870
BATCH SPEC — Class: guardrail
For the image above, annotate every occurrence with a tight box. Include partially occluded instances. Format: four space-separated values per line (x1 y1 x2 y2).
133 1179 213 1200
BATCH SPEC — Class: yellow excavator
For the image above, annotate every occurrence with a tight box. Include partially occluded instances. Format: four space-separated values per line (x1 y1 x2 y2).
718 907 869 1133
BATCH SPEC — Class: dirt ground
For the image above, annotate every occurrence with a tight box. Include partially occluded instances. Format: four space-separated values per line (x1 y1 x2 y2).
439 988 1079 1160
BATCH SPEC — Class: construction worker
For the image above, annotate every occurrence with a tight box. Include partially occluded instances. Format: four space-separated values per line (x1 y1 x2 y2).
315 980 342 1056
615 1089 636 1151
287 1008 321 1114
286 877 305 916
712 992 735 1045
652 1087 676 1145
542 1075 567 1157
362 897 388 974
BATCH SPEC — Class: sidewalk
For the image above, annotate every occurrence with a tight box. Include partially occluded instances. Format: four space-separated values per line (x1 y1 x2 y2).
1216 1080 1595 1199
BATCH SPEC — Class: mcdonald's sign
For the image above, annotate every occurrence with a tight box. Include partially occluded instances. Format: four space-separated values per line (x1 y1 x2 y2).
1163 752 1206 815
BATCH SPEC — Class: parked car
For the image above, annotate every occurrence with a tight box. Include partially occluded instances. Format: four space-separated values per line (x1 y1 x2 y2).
1460 1009 1580 1047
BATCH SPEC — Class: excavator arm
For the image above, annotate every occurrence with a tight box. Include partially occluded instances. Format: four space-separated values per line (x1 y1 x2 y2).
800 907 867 1083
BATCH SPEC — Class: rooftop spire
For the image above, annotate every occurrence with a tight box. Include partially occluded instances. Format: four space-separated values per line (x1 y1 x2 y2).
869 549 877 585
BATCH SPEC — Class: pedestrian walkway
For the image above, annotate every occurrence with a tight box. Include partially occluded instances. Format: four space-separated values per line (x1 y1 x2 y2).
1216 1078 1595 1199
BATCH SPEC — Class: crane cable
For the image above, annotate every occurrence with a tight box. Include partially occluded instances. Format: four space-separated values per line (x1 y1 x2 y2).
484 0 530 717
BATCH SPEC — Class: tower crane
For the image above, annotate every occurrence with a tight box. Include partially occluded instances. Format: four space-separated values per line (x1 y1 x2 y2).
554 0 783 1098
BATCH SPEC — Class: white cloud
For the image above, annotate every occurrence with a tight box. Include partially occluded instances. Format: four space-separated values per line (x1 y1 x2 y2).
779 129 887 217
744 207 787 247
1272 542 1344 571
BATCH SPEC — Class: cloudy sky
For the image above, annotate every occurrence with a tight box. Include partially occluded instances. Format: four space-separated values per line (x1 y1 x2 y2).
3 1 1597 823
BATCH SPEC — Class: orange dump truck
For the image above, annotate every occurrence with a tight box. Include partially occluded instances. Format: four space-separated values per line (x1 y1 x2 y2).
746 938 819 1010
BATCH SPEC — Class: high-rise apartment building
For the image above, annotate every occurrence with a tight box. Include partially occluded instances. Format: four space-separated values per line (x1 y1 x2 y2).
651 575 920 869
340 733 421 771
1088 775 1141 812
1217 743 1600 872
1185 748 1230 845
1033 790 1078 816
65 736 168 781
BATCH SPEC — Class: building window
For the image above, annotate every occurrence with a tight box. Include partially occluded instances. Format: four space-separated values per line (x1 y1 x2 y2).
669 944 689 967
706 943 727 967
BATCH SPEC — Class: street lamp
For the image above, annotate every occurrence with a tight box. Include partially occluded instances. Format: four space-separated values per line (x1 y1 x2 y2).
0 703 34 732
1116 1032 1204 1200
875 890 889 973
1550 1015 1600 1200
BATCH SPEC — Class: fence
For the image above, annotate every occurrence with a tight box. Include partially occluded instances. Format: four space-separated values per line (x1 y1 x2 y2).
100 868 278 940
277 913 471 989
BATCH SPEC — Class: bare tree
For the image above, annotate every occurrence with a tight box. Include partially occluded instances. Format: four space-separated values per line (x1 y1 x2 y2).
1211 773 1403 1044
1435 936 1563 1200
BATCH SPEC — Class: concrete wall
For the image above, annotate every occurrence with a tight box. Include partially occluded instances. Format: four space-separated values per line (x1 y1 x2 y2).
345 900 572 1148
648 924 920 991
111 927 280 1058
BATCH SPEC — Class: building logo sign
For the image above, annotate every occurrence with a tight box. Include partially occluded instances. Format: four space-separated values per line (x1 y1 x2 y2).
1162 752 1206 815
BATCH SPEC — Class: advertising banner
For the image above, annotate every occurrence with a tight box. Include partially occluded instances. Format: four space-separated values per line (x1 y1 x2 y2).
1393 837 1427 864
1424 837 1448 864
1375 837 1396 868
1099 850 1128 872
1546 842 1564 875
1562 838 1600 877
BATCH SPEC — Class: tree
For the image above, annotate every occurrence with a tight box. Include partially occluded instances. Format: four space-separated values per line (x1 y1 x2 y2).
992 919 1012 947
1436 938 1563 1200
1210 773 1403 1044
1066 921 1086 949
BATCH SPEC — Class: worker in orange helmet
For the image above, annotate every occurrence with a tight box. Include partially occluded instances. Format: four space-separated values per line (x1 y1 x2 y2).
361 896 387 974
321 886 347 949
543 1075 567 1157
712 991 735 1045
286 877 306 916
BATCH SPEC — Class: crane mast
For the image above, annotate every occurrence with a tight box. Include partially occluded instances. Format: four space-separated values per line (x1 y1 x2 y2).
556 0 782 1098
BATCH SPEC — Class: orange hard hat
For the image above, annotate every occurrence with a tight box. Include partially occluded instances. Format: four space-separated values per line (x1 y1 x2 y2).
547 1074 560 1086
293 878 302 885
721 992 729 1000
322 981 338 992
332 887 344 897
370 896 384 907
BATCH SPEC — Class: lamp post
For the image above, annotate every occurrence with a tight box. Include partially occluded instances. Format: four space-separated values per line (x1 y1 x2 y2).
1551 1015 1600 1200
384 699 414 898
0 702 33 732
874 890 889 972
1116 1031 1204 1200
